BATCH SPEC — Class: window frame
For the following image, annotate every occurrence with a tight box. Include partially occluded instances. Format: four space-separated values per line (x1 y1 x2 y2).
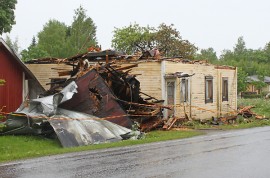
222 77 229 101
180 78 189 103
205 76 213 103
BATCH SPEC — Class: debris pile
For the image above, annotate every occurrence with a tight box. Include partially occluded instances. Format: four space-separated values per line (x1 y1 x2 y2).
0 50 167 147
0 82 140 147
238 106 265 120
29 50 167 131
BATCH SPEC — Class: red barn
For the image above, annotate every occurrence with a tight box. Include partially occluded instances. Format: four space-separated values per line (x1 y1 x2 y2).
0 38 44 113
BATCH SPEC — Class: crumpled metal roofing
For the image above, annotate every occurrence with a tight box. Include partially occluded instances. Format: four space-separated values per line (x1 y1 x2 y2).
49 108 131 147
2 81 133 147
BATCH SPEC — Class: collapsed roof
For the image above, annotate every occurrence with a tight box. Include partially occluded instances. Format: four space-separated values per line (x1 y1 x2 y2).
1 50 168 147
26 50 168 131
0 82 137 147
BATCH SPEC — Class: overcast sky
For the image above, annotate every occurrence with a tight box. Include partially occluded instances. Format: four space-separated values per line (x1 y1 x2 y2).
4 0 270 56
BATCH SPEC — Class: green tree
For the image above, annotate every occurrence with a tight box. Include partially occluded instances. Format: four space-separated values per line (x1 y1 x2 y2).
21 36 49 61
20 6 98 59
155 23 197 58
233 36 247 55
4 35 19 53
37 20 68 58
216 36 270 93
195 47 218 63
237 67 248 93
112 23 155 54
112 23 197 58
66 6 97 56
0 0 17 34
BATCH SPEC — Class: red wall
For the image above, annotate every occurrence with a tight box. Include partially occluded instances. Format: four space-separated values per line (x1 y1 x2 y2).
0 46 23 113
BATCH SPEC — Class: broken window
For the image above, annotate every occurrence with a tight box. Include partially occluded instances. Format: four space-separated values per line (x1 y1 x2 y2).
167 81 175 117
205 76 213 103
180 78 189 102
222 77 228 101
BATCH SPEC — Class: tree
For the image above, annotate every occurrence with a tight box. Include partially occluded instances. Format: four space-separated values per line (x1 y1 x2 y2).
4 35 19 53
0 0 17 34
237 67 248 93
21 46 49 62
66 6 98 56
112 23 197 58
37 20 68 58
155 23 197 58
21 36 49 61
20 6 98 59
195 47 218 63
233 36 247 55
112 23 155 54
30 36 37 47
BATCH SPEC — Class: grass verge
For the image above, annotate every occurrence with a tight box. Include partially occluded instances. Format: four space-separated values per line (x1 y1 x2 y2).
0 130 202 163
193 118 270 130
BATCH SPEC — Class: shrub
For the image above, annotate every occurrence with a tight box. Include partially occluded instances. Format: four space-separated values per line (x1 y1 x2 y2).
0 79 5 86
241 92 263 99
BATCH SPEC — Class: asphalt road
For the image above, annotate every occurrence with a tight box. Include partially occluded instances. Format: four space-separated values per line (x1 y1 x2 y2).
1 126 270 178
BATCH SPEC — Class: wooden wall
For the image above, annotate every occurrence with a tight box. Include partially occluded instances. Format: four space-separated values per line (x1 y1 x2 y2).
122 60 237 120
118 61 163 100
163 61 237 120
26 64 73 90
27 60 237 120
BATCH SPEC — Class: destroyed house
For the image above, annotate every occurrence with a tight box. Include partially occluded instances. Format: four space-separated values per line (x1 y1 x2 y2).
0 38 44 113
26 50 165 131
124 59 237 120
26 50 237 121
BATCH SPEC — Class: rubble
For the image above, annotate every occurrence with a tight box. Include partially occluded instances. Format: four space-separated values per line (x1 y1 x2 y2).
0 82 136 147
238 106 265 120
26 50 167 132
0 50 167 147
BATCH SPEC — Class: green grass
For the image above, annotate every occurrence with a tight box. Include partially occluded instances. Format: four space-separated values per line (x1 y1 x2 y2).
191 118 270 130
219 119 270 129
0 130 202 163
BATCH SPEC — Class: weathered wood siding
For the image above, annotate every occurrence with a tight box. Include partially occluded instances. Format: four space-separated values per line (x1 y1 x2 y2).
164 61 237 120
27 60 237 120
118 61 162 100
125 60 237 120
26 64 73 90
218 68 237 118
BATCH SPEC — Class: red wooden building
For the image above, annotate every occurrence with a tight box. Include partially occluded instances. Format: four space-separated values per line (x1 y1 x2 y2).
0 38 44 113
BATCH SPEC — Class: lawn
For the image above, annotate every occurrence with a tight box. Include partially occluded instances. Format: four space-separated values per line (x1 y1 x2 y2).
0 130 202 163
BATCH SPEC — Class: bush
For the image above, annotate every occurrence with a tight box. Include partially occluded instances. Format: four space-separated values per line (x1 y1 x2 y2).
0 124 5 132
0 79 5 86
241 92 263 99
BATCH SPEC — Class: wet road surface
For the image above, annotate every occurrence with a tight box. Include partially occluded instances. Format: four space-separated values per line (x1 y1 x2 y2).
1 126 270 178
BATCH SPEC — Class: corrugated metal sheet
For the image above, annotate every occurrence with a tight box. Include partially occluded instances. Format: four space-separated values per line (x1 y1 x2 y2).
0 46 23 112
60 69 133 128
